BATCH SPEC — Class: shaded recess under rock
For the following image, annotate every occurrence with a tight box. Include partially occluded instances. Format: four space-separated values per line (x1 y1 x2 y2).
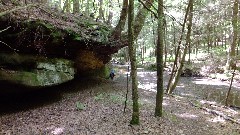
0 3 126 87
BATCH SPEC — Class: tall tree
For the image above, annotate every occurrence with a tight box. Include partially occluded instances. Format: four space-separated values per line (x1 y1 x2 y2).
155 0 164 117
62 0 70 12
85 0 90 16
73 0 80 14
128 0 139 125
106 0 113 25
112 0 153 41
133 0 153 40
112 0 128 39
226 0 239 70
98 0 105 22
166 0 191 93
167 0 194 94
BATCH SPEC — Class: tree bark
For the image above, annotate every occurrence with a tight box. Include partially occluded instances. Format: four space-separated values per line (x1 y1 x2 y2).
129 0 139 125
73 0 80 14
155 0 164 117
164 25 167 67
62 0 70 13
166 0 191 93
167 0 194 94
226 0 238 70
98 0 105 22
133 0 153 40
85 0 90 16
106 0 113 25
225 68 236 106
112 0 128 39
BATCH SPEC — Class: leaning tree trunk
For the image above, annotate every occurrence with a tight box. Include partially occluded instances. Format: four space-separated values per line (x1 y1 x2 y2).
155 0 164 117
226 0 238 70
167 0 194 94
128 0 139 125
166 0 191 93
133 0 154 40
112 0 128 39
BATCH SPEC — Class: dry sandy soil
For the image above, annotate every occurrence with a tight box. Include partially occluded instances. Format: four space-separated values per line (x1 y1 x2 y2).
0 67 240 135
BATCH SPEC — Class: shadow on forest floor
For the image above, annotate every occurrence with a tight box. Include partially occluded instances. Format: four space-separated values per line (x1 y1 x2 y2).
0 77 105 115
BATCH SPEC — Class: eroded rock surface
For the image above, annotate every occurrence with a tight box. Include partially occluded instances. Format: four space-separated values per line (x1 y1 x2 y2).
0 53 75 87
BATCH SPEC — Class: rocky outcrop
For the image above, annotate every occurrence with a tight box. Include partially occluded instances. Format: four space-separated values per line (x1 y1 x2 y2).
0 53 75 87
0 4 124 64
0 4 126 87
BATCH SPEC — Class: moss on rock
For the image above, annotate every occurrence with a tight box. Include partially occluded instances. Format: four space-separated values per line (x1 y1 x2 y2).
0 53 75 87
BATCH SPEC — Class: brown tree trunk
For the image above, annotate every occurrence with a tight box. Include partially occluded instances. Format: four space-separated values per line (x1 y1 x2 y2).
164 24 167 67
62 0 70 13
225 68 236 106
112 0 128 39
98 0 105 22
167 0 194 94
73 0 80 14
155 0 164 117
166 0 191 93
226 0 238 70
128 0 139 125
85 0 90 16
133 0 154 40
106 0 113 25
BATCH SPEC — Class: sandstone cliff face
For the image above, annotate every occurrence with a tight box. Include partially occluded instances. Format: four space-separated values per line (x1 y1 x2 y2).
0 4 124 87
0 53 75 87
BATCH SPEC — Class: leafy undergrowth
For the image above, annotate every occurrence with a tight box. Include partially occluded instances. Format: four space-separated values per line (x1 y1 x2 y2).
0 70 239 135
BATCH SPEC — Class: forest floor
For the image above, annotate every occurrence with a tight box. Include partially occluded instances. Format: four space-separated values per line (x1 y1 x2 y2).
0 65 240 135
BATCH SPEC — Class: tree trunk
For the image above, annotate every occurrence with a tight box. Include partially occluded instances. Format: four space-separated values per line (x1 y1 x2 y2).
73 0 80 14
166 0 191 93
188 35 191 63
133 0 154 40
207 24 211 54
164 24 167 67
58 0 62 9
237 40 240 55
106 0 113 25
85 0 90 16
155 0 164 117
62 0 70 13
225 68 236 106
128 0 139 125
113 0 153 43
226 0 238 70
98 0 105 22
167 0 194 94
112 0 128 39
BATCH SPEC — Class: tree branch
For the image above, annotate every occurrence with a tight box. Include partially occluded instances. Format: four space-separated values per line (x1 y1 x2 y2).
138 0 182 26
0 41 19 53
0 26 18 52
138 0 158 18
0 26 11 33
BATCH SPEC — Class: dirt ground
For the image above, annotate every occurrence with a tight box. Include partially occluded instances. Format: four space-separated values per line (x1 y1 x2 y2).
0 67 240 135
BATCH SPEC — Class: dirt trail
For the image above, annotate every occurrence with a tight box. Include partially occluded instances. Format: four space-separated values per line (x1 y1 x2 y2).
0 68 239 135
